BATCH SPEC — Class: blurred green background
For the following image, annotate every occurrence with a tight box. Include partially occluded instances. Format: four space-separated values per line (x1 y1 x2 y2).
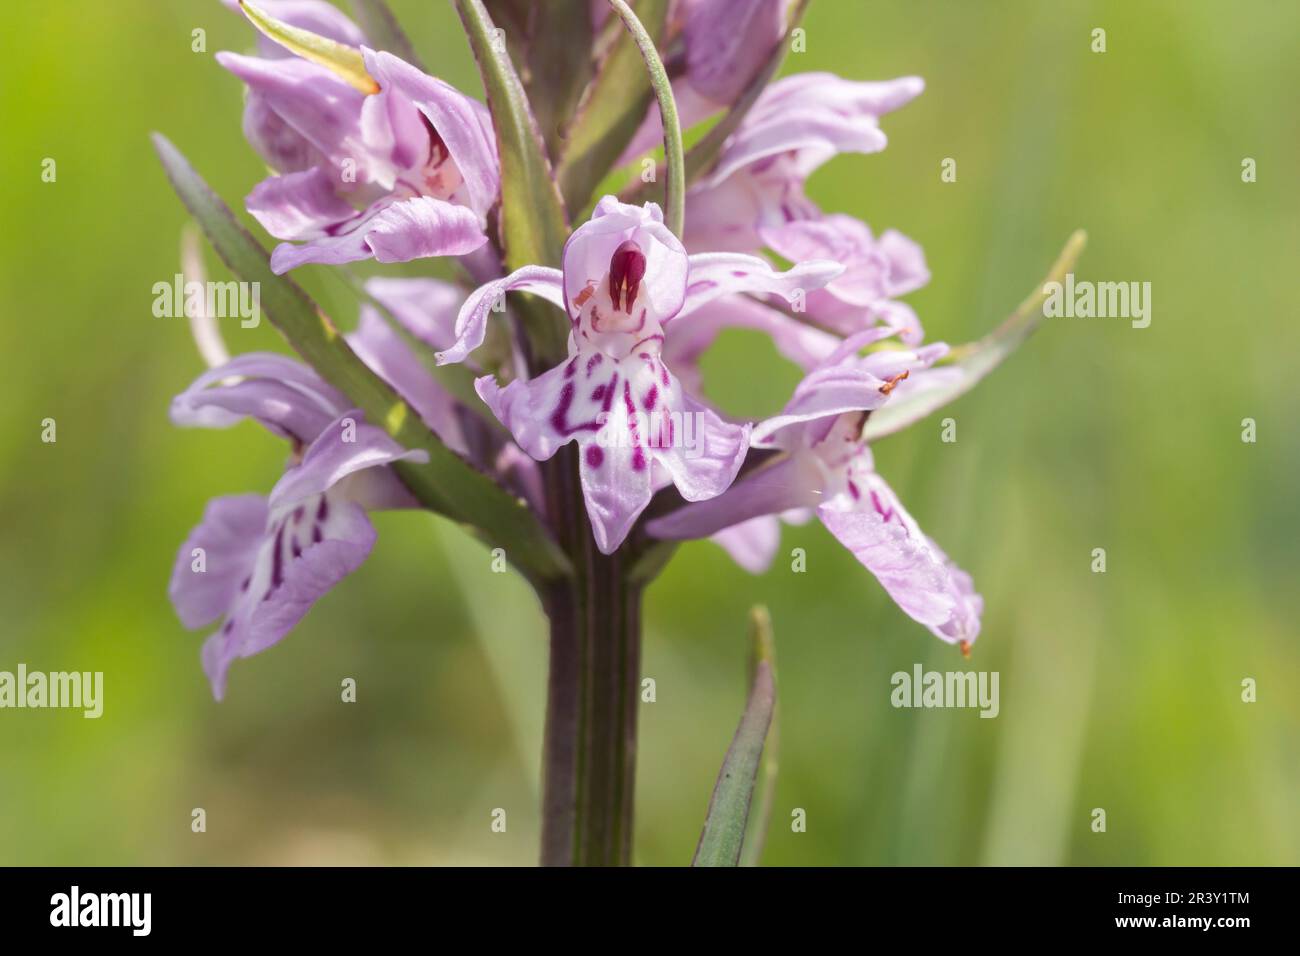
1 0 1296 866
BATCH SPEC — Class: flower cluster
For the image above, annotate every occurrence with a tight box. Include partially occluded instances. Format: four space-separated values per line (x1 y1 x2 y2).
168 0 998 698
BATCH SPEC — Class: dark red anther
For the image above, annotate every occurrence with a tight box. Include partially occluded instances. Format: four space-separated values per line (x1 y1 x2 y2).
608 240 646 312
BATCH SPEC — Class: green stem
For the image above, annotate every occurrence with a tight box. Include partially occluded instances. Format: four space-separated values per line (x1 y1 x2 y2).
540 450 642 866
608 0 684 236
533 3 676 863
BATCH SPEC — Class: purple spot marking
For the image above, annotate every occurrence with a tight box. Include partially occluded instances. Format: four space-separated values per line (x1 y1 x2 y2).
623 380 647 472
550 381 602 437
585 445 605 469
271 524 285 589
630 333 665 354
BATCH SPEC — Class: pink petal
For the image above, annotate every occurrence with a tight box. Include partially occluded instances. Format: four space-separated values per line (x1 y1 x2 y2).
243 499 377 655
268 196 487 273
681 172 767 253
579 424 657 554
348 309 468 455
169 352 346 444
364 195 488 262
761 216 930 341
473 356 600 462
216 52 373 176
437 265 565 366
817 472 981 647
684 0 786 104
563 198 688 323
711 515 782 574
364 276 465 352
268 410 429 510
246 167 357 241
702 73 925 187
652 390 751 503
662 294 841 396
169 494 267 630
202 494 378 700
362 49 501 217
750 363 895 449
679 252 843 320
647 453 823 540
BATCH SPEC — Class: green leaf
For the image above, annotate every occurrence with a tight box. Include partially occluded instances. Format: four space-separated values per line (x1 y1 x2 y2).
454 0 572 366
693 606 778 867
555 0 670 218
151 132 571 586
514 1 597 161
479 0 596 193
238 1 379 93
453 0 569 271
348 0 425 70
621 0 811 208
481 0 532 59
862 230 1088 442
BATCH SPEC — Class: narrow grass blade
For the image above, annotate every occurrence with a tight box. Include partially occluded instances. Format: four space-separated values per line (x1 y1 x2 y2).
692 606 778 867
